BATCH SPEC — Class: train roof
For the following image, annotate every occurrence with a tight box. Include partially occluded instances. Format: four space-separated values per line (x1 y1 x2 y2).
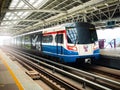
14 22 92 38
14 22 73 37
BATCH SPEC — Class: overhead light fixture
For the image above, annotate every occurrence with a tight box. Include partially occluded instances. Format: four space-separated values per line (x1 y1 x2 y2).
105 3 109 7
84 10 87 13
93 7 98 10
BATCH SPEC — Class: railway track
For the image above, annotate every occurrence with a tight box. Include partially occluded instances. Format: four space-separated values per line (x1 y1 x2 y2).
80 65 120 80
2 47 120 90
6 51 82 90
67 62 120 82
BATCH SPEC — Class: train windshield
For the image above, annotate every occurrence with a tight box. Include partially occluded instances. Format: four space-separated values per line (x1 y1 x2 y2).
66 22 98 44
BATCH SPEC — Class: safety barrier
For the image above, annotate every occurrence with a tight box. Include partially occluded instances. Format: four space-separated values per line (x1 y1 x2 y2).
99 39 116 49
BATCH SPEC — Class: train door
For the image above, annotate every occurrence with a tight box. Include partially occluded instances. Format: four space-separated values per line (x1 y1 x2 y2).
55 33 64 55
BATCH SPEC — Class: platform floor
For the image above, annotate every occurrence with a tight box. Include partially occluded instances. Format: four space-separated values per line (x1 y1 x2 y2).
0 49 43 90
98 48 120 69
100 48 120 57
0 59 18 90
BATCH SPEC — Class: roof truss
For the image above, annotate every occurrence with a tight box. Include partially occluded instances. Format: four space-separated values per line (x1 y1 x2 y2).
0 0 120 36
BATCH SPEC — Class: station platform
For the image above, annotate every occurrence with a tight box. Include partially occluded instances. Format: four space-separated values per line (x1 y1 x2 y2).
100 48 120 57
0 49 43 90
96 48 120 69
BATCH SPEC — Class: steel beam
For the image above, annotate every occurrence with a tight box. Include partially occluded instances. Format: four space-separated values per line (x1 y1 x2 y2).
2 9 67 13
0 25 29 27
0 19 41 22
21 0 36 9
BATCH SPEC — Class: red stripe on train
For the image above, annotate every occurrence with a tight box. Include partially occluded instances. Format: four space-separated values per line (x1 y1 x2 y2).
43 30 66 36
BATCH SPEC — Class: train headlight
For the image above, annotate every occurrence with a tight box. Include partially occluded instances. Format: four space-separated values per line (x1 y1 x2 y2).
67 46 77 51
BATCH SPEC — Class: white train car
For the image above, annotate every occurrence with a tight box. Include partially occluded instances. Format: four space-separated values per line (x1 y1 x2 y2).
13 22 100 63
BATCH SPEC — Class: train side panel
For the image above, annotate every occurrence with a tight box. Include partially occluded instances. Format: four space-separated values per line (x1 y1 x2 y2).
41 30 80 62
12 22 100 63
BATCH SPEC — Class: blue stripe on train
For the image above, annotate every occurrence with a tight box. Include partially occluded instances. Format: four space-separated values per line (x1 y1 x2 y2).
42 45 100 62
42 45 78 55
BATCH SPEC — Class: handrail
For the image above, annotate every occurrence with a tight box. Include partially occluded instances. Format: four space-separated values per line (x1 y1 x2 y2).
105 39 116 48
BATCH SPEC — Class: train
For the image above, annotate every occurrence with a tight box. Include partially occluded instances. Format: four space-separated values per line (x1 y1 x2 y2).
11 22 100 63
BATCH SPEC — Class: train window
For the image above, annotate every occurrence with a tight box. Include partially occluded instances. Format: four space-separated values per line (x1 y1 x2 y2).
66 27 77 44
90 30 98 42
42 35 53 43
24 35 31 49
75 23 98 44
66 23 98 44
55 34 63 43
16 37 21 46
21 36 24 46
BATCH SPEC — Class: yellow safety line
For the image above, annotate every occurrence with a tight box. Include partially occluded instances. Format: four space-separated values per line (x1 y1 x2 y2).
0 51 24 90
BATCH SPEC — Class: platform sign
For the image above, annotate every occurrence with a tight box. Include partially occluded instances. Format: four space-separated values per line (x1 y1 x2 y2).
106 21 115 28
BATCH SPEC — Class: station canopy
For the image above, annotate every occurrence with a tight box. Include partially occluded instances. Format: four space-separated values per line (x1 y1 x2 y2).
0 0 120 36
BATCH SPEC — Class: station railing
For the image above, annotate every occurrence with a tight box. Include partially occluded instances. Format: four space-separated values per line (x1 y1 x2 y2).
99 39 116 49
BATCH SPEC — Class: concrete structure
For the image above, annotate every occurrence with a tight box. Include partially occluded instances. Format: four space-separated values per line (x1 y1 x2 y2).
0 49 43 90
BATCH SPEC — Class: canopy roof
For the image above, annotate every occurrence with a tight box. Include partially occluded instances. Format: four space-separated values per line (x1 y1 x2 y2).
0 0 120 36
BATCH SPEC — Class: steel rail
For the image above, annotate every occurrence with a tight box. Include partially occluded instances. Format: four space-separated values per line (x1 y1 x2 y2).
17 49 120 87
7 49 112 90
7 50 82 90
15 57 77 90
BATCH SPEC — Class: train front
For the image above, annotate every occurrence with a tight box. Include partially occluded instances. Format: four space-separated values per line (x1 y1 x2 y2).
66 22 100 63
